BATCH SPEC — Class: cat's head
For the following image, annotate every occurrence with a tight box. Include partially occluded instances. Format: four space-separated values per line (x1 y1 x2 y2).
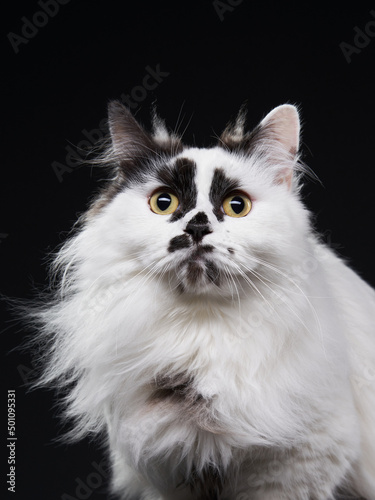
82 102 309 298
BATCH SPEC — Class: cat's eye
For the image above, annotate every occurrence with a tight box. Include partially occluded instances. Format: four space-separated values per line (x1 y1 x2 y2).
222 194 252 218
149 191 179 215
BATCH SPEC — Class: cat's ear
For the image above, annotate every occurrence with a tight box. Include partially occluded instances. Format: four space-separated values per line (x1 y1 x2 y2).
108 101 182 169
108 101 155 165
258 104 300 188
220 104 301 189
259 104 300 156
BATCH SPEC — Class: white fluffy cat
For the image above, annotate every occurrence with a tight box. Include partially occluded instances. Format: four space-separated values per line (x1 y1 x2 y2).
34 102 375 499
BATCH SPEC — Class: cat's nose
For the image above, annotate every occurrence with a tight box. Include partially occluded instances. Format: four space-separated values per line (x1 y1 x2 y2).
185 223 212 243
184 212 212 243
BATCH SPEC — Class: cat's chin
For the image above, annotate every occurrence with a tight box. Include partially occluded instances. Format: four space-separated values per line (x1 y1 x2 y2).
175 250 222 295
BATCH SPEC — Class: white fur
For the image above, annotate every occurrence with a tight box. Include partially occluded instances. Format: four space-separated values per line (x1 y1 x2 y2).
35 105 375 499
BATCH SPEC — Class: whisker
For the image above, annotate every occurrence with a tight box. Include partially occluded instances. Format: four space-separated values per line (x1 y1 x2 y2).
235 257 324 350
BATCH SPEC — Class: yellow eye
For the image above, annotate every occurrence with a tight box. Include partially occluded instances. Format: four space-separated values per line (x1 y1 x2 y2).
222 194 252 218
149 191 179 215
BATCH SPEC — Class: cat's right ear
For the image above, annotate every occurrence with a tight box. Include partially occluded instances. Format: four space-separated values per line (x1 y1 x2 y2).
107 101 183 172
108 101 156 166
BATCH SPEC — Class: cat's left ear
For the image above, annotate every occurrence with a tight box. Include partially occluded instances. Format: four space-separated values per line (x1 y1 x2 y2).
259 104 300 157
258 104 300 189
220 104 301 189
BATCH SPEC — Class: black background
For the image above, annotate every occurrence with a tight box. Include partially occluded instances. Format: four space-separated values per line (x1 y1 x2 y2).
2 1 375 499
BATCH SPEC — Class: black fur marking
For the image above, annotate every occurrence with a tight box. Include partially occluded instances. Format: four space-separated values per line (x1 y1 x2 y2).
150 374 207 421
156 158 198 222
168 234 192 253
205 261 220 286
183 255 219 288
188 211 209 225
186 464 225 500
185 212 212 244
151 373 195 401
186 261 204 285
209 168 240 222
148 373 220 434
192 245 214 257
185 224 212 243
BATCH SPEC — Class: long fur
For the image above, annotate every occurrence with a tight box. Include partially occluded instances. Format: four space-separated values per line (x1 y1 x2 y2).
29 102 375 499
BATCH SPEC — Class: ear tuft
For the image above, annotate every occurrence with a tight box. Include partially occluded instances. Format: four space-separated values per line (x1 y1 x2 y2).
151 106 183 153
219 107 247 148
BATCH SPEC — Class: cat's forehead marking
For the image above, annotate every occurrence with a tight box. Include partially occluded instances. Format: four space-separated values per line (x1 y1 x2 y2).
156 157 197 222
177 148 241 222
209 168 241 222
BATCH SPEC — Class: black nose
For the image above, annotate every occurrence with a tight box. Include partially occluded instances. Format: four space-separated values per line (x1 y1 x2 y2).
184 212 212 243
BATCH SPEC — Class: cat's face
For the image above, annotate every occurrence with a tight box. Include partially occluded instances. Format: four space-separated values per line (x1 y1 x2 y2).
101 146 305 296
85 102 308 298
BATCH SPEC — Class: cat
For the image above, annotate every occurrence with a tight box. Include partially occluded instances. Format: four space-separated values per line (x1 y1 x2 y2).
31 101 375 500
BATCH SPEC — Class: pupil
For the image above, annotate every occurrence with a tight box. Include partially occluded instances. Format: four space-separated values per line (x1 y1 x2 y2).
157 193 172 211
230 196 244 214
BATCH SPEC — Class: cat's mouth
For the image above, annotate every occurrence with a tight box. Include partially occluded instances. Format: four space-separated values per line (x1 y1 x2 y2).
167 234 222 291
188 244 215 260
178 244 221 291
